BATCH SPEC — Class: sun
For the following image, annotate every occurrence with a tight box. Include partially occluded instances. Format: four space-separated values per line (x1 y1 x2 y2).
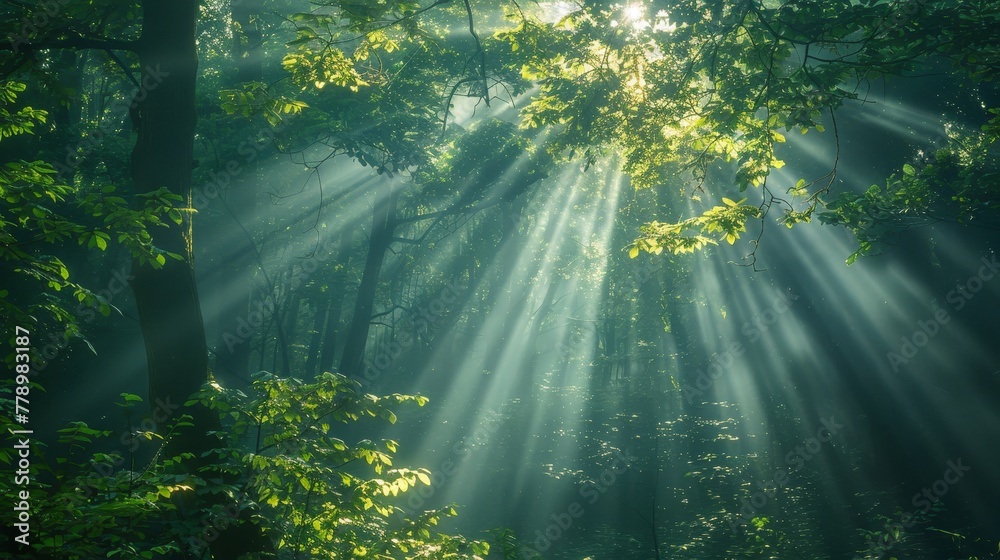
623 3 645 22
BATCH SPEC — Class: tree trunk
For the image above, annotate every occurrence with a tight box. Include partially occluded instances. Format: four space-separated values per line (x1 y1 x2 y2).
129 0 207 429
339 179 398 378
318 293 343 373
128 3 272 557
318 228 353 374
303 294 329 378
279 291 300 375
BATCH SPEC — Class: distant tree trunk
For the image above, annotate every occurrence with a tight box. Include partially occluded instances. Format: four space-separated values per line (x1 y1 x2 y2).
600 317 615 386
319 296 343 373
304 301 328 378
339 179 398 378
318 229 353 373
279 291 300 374
517 281 556 394
53 50 84 129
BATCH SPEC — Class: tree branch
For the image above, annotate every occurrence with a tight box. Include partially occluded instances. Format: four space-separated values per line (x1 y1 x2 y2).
462 0 489 106
2 36 138 53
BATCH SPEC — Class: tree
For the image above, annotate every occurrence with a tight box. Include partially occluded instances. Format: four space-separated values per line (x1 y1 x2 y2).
2 1 269 556
494 0 1000 261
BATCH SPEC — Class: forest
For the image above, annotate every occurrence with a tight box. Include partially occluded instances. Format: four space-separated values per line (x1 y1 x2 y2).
1 0 999 558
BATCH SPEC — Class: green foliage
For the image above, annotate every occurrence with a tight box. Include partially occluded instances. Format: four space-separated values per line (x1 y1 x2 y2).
741 516 787 558
819 111 1000 264
0 389 195 559
0 81 47 138
628 197 761 257
219 82 309 127
1 375 490 559
494 1 851 189
187 371 488 559
495 0 1000 257
489 528 542 560
280 1 432 92
0 80 185 349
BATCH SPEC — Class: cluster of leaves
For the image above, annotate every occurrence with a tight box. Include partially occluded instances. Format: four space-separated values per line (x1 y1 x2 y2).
0 81 47 138
0 80 185 348
488 527 542 560
493 1 852 191
0 389 195 559
189 371 490 559
628 197 761 257
279 0 441 93
219 82 310 127
851 499 973 560
819 111 1000 264
258 2 470 178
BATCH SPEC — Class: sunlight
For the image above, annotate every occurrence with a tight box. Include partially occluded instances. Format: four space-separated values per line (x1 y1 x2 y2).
386 162 632 538
538 1 579 24
623 3 645 23
17 1 1000 557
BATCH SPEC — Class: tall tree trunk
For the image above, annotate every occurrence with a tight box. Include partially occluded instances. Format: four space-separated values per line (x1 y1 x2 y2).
279 291 300 374
53 50 83 129
128 3 271 557
339 179 398 378
318 294 343 373
129 0 207 428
